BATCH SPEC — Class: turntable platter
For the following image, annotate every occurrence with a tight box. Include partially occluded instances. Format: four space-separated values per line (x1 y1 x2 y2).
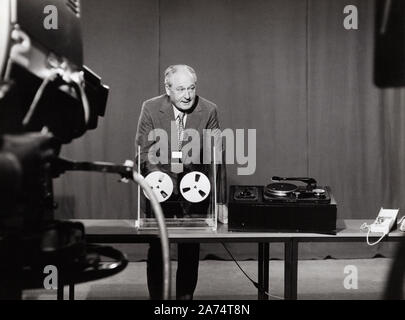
265 182 298 197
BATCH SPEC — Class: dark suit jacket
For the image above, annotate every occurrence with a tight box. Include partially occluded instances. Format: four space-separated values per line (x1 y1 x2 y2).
135 94 227 205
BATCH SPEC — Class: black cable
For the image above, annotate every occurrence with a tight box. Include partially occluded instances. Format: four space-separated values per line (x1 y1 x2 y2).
221 242 280 298
221 243 257 286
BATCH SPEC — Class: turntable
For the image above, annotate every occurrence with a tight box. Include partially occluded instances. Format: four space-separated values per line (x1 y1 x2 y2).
229 177 337 233
263 176 331 204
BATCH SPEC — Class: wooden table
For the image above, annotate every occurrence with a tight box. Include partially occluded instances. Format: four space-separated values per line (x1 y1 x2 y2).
74 219 405 300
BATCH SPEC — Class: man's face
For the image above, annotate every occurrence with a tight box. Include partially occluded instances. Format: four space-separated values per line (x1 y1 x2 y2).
165 70 196 111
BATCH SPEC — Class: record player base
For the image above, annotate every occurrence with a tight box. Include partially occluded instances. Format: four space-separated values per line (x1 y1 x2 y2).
228 186 337 233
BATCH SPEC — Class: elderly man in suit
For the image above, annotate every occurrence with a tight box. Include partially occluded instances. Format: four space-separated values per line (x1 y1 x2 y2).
135 64 226 300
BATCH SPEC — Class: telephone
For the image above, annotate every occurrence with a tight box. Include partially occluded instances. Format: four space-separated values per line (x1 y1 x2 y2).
369 208 399 234
360 208 400 246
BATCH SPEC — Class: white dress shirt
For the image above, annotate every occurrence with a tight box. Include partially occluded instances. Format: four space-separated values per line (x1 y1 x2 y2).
172 106 187 127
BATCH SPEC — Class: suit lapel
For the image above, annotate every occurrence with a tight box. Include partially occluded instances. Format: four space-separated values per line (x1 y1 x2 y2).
184 96 203 131
183 97 203 163
159 95 176 153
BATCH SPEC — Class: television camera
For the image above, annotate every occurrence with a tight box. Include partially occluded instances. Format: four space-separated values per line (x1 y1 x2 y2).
0 0 169 300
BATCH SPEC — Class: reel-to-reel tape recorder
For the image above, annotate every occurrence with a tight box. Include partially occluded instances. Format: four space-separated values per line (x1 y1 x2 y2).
138 165 217 229
229 177 337 233
143 171 211 204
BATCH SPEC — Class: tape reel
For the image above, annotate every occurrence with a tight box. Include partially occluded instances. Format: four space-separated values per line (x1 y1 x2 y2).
144 171 174 203
180 171 211 203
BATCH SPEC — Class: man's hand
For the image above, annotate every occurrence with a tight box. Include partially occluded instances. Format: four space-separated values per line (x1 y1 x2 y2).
217 204 228 224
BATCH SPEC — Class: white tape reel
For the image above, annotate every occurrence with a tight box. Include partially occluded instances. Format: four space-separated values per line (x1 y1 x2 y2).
180 171 211 203
144 171 173 203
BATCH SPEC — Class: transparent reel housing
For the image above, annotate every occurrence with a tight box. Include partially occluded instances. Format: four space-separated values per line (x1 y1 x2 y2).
136 162 218 231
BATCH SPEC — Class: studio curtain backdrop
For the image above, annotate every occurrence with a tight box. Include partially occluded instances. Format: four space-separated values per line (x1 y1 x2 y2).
54 0 405 260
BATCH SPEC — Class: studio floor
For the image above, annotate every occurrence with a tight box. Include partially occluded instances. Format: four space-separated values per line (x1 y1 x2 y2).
23 258 403 300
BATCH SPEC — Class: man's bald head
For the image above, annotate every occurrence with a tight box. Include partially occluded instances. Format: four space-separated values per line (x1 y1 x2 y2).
164 65 197 88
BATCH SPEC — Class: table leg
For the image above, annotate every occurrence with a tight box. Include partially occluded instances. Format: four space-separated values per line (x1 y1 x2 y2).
57 277 64 300
69 283 75 300
258 242 269 300
284 239 298 300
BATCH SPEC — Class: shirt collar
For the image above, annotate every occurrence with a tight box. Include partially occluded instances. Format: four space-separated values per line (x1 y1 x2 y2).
172 105 187 120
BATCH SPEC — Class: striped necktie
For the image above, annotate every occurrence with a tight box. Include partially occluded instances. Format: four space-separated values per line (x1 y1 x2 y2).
177 112 185 151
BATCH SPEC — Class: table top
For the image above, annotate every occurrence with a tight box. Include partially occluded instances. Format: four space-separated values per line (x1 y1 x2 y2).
73 219 405 243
